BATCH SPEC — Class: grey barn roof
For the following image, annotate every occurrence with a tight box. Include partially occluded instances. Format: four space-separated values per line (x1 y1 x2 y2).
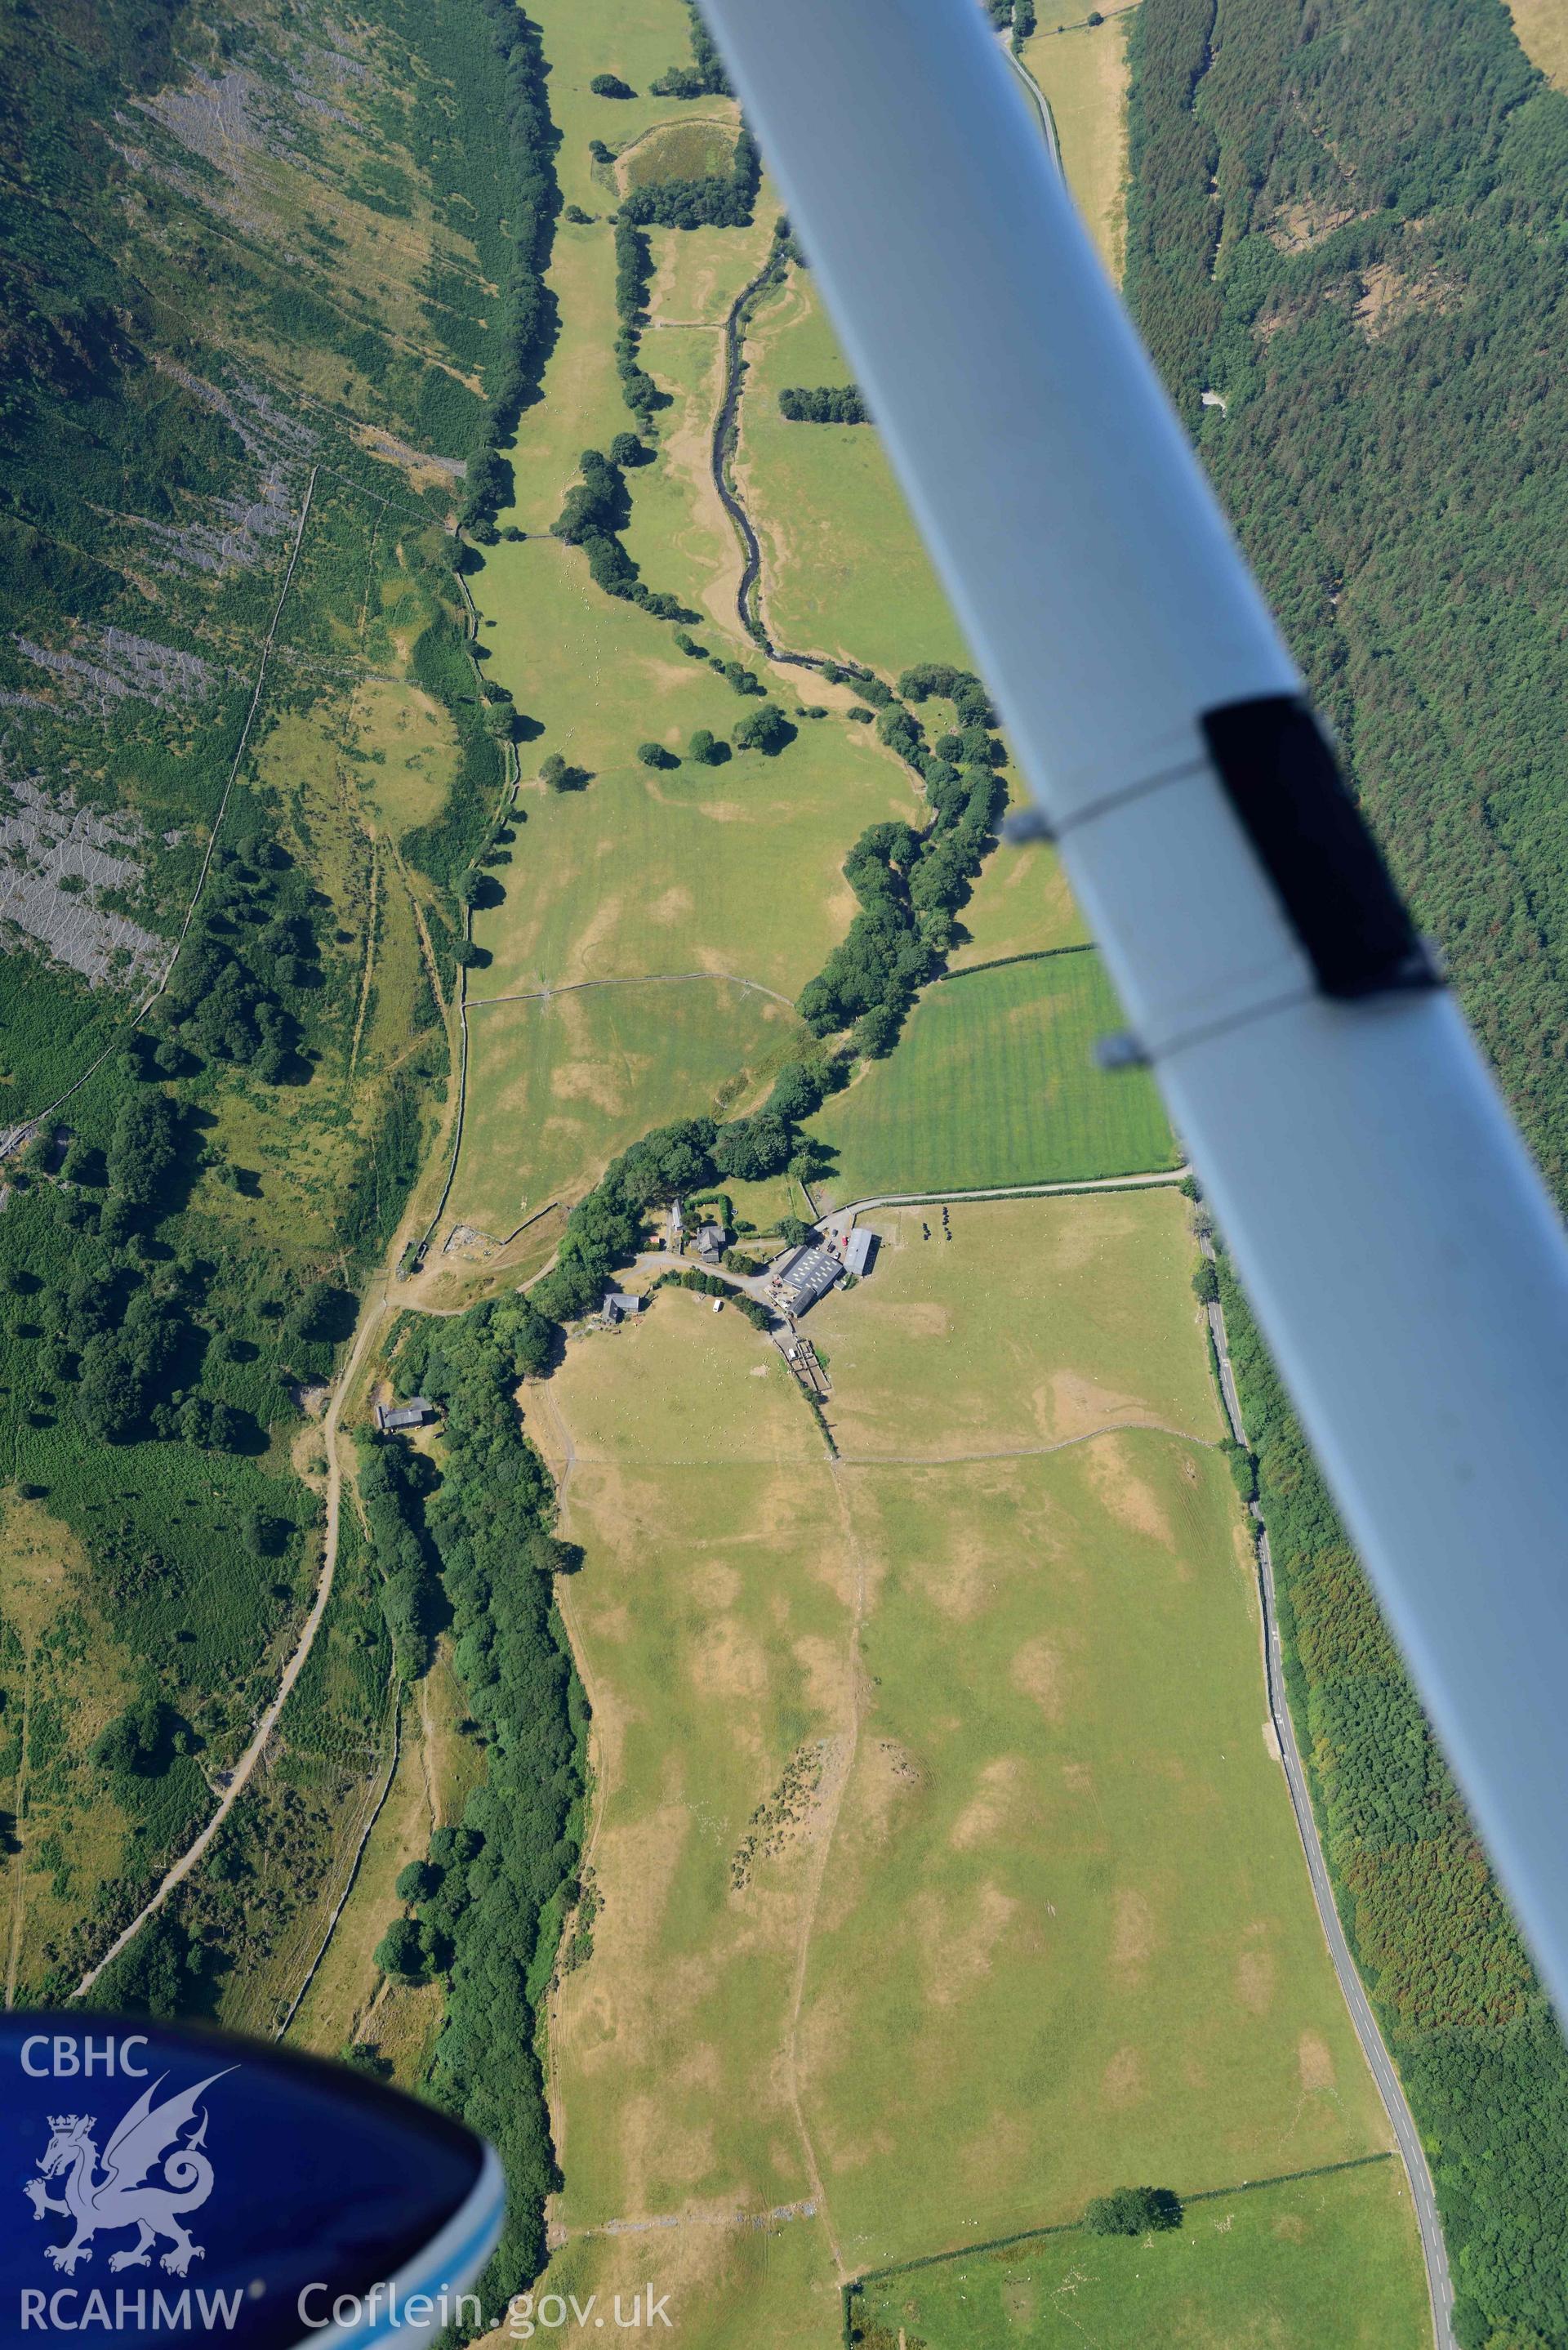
377 1396 433 1431
774 1243 843 1312
844 1226 875 1278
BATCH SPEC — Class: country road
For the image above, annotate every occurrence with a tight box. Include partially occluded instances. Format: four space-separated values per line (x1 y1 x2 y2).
1205 1255 1454 2350
812 1166 1187 1220
73 1282 385 1998
999 29 1063 173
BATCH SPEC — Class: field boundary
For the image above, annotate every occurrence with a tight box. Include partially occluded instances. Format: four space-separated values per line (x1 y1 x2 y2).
274 1679 403 2042
1203 1246 1454 2348
806 1167 1187 1220
466 968 795 1013
840 2150 1397 2342
939 941 1096 984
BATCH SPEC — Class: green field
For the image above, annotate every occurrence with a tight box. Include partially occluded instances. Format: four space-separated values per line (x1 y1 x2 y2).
451 975 802 1237
737 264 974 676
799 1438 1387 2263
537 1296 849 2346
498 225 633 534
648 218 775 326
621 315 745 627
622 205 778 644
468 539 922 1001
852 2159 1427 2350
620 116 737 190
525 0 739 217
950 835 1090 970
808 952 1176 1204
535 1197 1417 2341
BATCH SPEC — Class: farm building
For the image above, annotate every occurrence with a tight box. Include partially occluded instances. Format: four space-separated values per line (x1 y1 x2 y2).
771 1242 844 1316
844 1226 877 1279
375 1396 434 1433
601 1291 644 1324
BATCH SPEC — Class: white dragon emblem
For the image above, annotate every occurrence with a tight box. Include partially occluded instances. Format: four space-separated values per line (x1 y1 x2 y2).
23 2069 233 2277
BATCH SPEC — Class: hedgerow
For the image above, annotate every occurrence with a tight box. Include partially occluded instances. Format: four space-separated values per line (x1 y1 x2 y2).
650 1 731 100
385 1300 585 2319
795 674 1008 1054
457 0 560 542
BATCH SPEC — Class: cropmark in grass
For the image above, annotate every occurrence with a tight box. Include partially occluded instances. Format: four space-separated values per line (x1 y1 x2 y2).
452 975 802 1239
534 1196 1419 2338
806 1191 1220 1462
469 538 922 1001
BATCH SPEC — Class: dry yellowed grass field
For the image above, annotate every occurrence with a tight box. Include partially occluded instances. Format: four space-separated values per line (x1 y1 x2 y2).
2 1493 135 2000
285 1653 479 2079
1508 0 1568 85
528 1197 1419 2339
1022 7 1143 281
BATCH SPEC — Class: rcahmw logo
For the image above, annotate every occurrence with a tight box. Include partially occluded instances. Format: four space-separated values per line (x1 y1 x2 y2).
18 2035 242 2332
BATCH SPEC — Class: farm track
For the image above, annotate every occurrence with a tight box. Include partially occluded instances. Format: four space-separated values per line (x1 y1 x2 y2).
346 841 380 1080
1001 29 1063 171
72 1263 390 2000
780 1444 868 2285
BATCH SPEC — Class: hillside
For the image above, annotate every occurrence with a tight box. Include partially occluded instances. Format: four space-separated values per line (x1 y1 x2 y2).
0 0 518 2004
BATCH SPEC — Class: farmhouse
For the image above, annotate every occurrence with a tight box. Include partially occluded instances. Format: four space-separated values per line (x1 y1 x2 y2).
375 1396 434 1433
770 1242 844 1316
695 1221 727 1261
601 1291 644 1325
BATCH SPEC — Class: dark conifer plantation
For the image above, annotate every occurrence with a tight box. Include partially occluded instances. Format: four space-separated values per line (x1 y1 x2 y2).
1128 5 1568 2336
